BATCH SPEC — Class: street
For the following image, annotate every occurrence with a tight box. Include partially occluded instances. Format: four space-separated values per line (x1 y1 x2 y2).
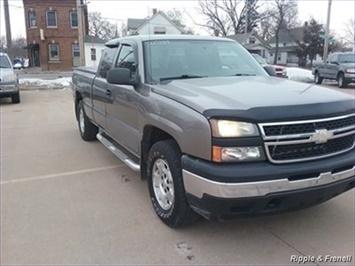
1 88 354 265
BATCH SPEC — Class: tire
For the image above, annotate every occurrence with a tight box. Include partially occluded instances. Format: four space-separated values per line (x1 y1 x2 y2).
11 91 20 104
77 100 98 141
314 71 323 84
337 73 348 88
147 140 199 227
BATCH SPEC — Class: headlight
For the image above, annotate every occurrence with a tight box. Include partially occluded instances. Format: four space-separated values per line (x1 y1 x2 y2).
2 73 16 82
345 68 355 74
213 146 263 162
210 119 259 137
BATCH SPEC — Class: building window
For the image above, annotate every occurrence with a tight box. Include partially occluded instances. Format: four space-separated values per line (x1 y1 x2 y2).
72 44 80 57
28 11 37 28
49 44 60 61
249 37 256 44
91 48 97 61
154 26 166 34
283 43 287 47
72 44 80 67
70 11 78 28
46 10 57 27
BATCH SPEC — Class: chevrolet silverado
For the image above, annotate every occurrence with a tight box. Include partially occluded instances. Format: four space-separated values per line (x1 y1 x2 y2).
72 35 355 227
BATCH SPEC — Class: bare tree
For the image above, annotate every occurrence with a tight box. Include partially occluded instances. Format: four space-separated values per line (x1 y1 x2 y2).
197 0 263 36
343 18 355 50
267 0 298 64
163 8 195 34
88 12 120 40
0 36 27 58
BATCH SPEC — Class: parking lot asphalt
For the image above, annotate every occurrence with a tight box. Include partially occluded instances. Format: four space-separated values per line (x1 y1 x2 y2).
1 89 354 265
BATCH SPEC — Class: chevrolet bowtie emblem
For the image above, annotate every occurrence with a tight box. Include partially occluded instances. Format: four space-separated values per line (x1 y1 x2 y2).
309 129 334 144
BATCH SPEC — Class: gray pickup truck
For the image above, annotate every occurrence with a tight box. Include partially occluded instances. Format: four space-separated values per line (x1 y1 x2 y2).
72 35 355 227
313 52 355 88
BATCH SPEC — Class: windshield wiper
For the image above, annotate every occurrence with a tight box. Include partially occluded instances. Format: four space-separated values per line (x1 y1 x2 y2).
160 74 206 82
234 73 256 76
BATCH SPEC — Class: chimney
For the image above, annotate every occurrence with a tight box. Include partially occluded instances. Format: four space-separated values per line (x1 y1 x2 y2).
152 8 157 15
304 21 308 27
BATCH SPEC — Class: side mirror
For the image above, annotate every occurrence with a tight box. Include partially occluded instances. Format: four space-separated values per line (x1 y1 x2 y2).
263 65 277 76
107 68 138 87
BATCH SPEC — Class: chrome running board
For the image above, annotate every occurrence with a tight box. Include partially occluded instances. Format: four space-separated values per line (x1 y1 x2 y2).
97 132 140 172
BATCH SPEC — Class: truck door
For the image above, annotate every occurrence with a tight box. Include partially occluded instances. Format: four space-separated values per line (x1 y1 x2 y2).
328 54 339 79
106 44 140 156
92 47 117 130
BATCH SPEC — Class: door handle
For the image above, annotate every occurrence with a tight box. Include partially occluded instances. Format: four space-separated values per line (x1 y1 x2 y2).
105 89 112 96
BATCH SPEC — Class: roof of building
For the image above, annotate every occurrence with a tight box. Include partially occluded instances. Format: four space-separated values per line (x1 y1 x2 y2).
84 35 106 44
269 27 305 44
127 18 148 30
127 11 184 34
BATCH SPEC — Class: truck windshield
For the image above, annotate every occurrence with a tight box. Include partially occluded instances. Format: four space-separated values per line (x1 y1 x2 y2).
143 39 266 83
338 54 355 63
0 55 12 68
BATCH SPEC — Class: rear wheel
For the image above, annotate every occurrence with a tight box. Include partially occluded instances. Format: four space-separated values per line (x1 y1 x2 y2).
77 100 98 141
147 140 199 227
11 91 20 104
337 73 348 88
314 71 323 84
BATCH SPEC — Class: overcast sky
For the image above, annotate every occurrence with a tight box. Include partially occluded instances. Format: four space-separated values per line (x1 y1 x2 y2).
1 0 354 39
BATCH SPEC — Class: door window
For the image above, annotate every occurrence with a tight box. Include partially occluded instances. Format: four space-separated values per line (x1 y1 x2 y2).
98 47 117 78
115 45 136 76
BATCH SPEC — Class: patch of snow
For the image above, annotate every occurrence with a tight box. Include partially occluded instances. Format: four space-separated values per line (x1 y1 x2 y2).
19 77 72 88
286 67 314 83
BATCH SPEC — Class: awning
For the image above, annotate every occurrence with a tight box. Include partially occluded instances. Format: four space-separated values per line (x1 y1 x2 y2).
24 43 39 49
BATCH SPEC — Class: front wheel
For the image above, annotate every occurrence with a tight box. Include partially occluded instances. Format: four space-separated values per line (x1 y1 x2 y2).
147 140 199 227
337 73 348 88
11 91 20 104
77 100 98 141
314 71 323 84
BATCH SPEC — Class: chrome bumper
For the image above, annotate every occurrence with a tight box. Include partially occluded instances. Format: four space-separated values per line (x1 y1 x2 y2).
182 166 355 199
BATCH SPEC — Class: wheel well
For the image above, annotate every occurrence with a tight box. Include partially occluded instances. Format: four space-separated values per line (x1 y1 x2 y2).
75 91 83 120
140 125 177 180
337 71 344 78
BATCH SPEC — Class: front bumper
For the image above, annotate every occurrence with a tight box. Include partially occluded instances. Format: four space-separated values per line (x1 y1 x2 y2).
182 151 355 220
344 73 355 83
0 84 19 97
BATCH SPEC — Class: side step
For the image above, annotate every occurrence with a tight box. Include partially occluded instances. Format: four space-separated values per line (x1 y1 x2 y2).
96 132 140 172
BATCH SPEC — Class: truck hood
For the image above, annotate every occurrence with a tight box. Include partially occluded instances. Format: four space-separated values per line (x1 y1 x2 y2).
152 76 354 122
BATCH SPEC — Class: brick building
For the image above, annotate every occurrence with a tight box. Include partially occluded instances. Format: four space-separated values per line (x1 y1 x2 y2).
23 0 88 71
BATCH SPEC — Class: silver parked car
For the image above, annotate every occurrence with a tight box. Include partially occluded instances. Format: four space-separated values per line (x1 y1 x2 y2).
0 52 20 103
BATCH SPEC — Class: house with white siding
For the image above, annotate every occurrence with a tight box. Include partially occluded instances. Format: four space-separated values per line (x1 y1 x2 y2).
84 35 106 68
127 9 184 35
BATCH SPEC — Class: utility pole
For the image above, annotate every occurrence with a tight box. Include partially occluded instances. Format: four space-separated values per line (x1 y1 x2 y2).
244 0 249 45
77 0 86 66
323 0 332 63
3 0 13 60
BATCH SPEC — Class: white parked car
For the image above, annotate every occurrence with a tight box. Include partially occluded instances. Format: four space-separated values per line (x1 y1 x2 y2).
0 52 20 103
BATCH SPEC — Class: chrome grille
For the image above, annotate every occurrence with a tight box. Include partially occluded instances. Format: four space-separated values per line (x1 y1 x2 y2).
263 115 354 136
259 114 355 163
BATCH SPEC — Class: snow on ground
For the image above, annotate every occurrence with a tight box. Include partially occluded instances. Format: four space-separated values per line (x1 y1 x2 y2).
19 77 72 88
286 67 314 83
